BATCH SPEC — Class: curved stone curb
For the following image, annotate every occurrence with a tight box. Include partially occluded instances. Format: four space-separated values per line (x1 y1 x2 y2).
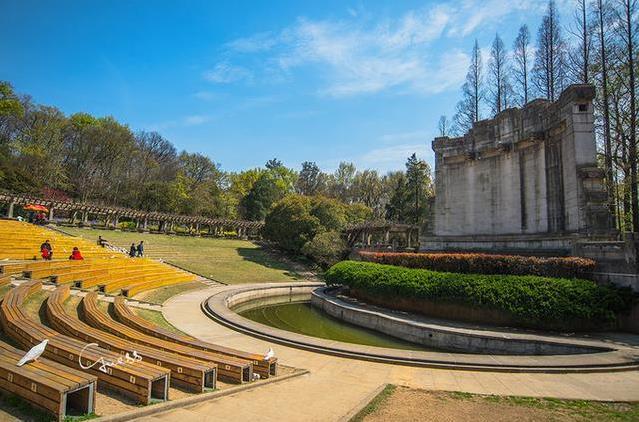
93 366 309 422
312 286 609 355
201 283 639 373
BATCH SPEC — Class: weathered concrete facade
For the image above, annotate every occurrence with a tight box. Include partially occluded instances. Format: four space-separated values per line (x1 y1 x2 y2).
422 85 612 253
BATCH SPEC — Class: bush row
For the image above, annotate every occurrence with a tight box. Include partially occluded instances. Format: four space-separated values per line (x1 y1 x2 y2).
358 251 596 280
325 261 633 330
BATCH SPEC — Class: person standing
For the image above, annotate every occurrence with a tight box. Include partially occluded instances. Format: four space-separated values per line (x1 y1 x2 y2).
129 243 137 258
40 240 52 260
136 241 144 257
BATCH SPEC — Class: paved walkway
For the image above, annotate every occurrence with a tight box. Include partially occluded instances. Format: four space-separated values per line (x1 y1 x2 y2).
140 286 639 422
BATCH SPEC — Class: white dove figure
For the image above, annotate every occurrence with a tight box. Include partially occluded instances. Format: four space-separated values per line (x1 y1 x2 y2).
17 339 48 366
264 347 275 361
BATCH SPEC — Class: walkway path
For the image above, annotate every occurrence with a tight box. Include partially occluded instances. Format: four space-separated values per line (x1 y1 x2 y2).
140 286 639 422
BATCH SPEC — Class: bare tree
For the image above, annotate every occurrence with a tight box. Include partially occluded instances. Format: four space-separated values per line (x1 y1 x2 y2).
567 0 594 83
532 0 568 101
613 0 638 231
595 0 617 225
453 40 484 134
512 25 531 106
488 33 511 115
438 115 450 137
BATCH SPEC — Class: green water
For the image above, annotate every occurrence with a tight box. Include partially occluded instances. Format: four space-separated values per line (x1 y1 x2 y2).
239 301 431 351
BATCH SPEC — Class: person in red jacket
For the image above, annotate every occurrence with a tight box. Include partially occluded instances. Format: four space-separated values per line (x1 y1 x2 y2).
69 247 84 260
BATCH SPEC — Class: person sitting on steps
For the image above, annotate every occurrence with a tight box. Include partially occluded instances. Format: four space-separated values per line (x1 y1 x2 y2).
69 247 84 260
97 235 108 247
40 240 52 260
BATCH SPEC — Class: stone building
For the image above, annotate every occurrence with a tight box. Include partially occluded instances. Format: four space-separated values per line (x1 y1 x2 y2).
421 84 614 255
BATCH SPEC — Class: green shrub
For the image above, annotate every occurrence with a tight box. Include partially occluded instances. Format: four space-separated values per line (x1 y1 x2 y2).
302 231 349 269
325 261 633 330
358 251 596 280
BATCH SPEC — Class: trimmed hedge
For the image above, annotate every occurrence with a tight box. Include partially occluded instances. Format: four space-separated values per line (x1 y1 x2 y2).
325 261 633 330
358 251 596 280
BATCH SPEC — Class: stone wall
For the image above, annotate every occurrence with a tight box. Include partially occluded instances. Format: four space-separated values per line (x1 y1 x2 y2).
428 85 611 240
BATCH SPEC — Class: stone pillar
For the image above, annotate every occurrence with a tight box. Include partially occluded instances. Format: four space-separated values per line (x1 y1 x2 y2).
143 218 148 230
385 230 390 244
82 212 89 225
113 215 119 229
407 231 412 248
366 233 372 246
195 223 200 234
48 207 54 221
7 202 15 218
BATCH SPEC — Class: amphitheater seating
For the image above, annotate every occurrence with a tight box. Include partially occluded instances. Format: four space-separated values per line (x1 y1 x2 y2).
113 296 278 378
0 283 98 421
0 281 170 404
0 220 198 298
46 286 217 392
82 292 252 383
0 340 97 421
0 220 113 260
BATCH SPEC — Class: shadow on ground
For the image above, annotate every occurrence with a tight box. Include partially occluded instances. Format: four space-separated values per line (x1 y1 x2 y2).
237 247 308 280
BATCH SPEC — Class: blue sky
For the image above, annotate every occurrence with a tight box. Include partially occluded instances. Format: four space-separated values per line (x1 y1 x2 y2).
1 1 569 173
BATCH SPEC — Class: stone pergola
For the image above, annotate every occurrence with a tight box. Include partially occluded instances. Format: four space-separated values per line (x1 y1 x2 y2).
344 222 420 251
0 192 263 238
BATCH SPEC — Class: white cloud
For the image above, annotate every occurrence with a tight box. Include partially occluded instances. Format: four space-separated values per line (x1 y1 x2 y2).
225 32 278 53
193 91 221 101
203 61 252 84
183 114 211 126
358 143 434 172
214 0 538 97
379 130 431 143
446 0 535 37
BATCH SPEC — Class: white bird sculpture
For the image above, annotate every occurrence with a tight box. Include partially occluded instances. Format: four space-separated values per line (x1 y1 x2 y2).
264 347 275 361
17 340 48 366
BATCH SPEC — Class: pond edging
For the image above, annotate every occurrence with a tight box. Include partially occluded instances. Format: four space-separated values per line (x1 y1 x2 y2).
200 282 639 373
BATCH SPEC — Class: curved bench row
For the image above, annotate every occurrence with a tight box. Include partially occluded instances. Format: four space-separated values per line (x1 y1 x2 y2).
46 286 217 393
113 296 278 378
0 281 170 404
0 278 98 420
82 292 252 383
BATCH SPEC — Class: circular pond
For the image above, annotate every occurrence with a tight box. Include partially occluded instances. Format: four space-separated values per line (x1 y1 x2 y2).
237 298 432 351
202 282 639 372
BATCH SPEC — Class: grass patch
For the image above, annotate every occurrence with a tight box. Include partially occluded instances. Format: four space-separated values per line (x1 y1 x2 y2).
135 281 207 304
350 384 396 422
133 308 187 335
63 227 309 284
22 291 49 323
0 390 55 422
0 284 12 299
62 295 82 318
480 394 639 420
361 388 639 421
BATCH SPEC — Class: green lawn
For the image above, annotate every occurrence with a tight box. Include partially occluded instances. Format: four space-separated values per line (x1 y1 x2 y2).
62 227 310 284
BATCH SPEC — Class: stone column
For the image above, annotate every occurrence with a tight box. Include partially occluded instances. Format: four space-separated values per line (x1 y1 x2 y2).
143 218 148 230
7 202 15 218
48 207 54 221
407 231 412 248
384 230 390 244
82 212 89 225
